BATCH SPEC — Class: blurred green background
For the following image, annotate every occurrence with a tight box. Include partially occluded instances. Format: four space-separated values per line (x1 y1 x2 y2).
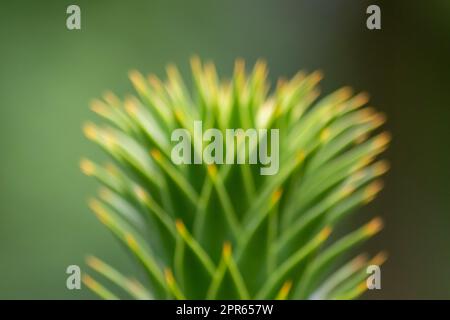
0 0 449 299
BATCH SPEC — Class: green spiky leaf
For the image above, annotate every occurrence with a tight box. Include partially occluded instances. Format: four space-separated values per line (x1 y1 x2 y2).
82 58 390 300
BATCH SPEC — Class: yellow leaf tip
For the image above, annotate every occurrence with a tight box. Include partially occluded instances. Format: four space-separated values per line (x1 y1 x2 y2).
207 164 217 177
319 226 332 241
124 98 138 116
277 280 293 300
364 180 384 203
83 122 97 140
354 254 369 267
134 185 149 202
359 107 376 122
373 112 387 126
223 241 232 259
128 69 141 79
164 268 175 285
80 158 95 176
320 128 331 143
374 132 392 149
271 189 283 204
234 58 245 71
357 281 368 293
102 91 118 104
125 233 138 251
311 70 324 82
82 274 96 288
354 91 370 105
129 70 146 91
166 63 179 76
173 109 185 122
365 217 384 236
175 219 186 235
88 199 110 225
296 150 306 162
370 251 388 266
86 255 102 269
375 161 390 175
338 86 353 99
147 74 162 89
90 100 108 116
341 183 356 197
150 149 162 161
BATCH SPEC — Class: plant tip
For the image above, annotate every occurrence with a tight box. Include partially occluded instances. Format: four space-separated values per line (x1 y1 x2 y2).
80 158 95 176
365 217 384 235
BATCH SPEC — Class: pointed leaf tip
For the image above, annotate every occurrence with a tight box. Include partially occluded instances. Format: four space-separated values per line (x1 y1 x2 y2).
80 158 95 176
365 217 384 236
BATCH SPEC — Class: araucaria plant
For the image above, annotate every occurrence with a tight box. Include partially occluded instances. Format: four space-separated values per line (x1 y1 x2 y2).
81 58 390 300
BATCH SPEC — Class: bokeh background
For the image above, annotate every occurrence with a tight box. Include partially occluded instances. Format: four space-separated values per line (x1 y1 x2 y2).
0 0 449 299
